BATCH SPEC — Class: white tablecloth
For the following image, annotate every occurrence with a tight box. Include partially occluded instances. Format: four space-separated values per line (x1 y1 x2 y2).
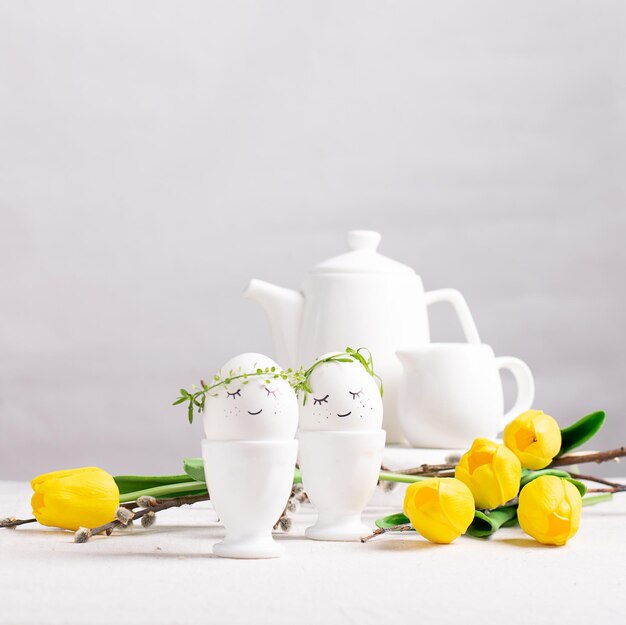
1 480 624 625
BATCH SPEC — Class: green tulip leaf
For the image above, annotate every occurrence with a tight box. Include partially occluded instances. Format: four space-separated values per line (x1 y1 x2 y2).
118 479 209 503
519 468 572 491
114 474 195 495
518 469 587 497
467 505 518 538
563 477 587 497
183 457 206 482
558 410 606 455
375 512 411 530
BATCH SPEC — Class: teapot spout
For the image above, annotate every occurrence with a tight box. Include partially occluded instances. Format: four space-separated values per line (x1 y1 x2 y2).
243 279 304 368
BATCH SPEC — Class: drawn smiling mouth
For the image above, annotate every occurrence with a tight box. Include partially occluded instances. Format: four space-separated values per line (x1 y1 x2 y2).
248 409 263 415
337 411 352 418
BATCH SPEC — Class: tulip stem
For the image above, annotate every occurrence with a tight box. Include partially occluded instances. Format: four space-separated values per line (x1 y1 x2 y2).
582 493 614 505
361 523 413 543
1 517 37 529
379 471 429 484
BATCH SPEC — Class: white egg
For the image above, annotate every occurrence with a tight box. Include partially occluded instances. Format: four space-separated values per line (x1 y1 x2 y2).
298 354 383 431
203 353 298 441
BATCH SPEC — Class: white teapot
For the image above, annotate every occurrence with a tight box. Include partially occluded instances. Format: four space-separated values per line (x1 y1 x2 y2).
243 230 480 442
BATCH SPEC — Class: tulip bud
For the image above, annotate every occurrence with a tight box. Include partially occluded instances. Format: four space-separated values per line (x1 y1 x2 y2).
517 475 581 545
403 478 475 544
31 467 119 531
455 439 522 509
503 410 562 470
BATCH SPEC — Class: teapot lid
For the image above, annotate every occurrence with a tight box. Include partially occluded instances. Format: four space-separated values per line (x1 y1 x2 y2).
313 230 415 275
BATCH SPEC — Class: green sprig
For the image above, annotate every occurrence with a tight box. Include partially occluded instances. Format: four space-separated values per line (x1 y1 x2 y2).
173 346 383 424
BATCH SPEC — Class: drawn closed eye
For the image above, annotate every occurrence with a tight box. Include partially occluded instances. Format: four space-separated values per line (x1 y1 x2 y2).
313 395 329 405
265 387 278 397
349 389 363 399
227 389 241 399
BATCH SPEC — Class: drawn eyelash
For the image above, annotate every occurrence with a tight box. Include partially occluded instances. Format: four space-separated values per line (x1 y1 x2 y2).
313 395 329 405
349 389 363 399
227 389 241 399
265 387 277 397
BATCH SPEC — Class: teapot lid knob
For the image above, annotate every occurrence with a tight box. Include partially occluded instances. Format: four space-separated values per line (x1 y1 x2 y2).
347 230 381 252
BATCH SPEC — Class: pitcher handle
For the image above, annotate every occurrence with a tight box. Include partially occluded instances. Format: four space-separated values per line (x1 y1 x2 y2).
424 288 481 345
494 356 535 432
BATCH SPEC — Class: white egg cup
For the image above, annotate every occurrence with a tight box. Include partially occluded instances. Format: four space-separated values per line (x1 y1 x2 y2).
202 439 298 559
298 429 386 541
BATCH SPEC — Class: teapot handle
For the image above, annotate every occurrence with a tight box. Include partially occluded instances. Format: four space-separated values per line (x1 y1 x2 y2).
424 288 481 345
495 356 535 431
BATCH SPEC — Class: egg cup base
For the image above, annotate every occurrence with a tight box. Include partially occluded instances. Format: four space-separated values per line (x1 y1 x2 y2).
213 534 284 559
304 516 370 542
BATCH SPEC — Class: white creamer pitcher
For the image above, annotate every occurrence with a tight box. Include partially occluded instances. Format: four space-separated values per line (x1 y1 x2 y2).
243 230 481 442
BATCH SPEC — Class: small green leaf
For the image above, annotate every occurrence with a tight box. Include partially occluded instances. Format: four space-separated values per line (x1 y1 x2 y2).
187 402 194 424
172 397 186 406
559 411 606 455
375 512 411 529
180 388 190 398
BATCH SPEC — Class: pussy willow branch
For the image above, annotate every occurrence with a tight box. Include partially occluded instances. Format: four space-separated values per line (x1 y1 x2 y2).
567 472 625 490
1 517 37 529
361 524 414 543
388 447 626 477
84 493 209 539
549 447 626 467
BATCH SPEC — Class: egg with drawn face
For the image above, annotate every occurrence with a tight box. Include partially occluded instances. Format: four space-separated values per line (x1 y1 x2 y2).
298 355 383 431
203 353 298 441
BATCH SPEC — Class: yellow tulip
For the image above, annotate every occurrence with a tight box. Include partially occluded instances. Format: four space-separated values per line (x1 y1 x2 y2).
31 467 119 530
503 410 562 470
403 478 475 544
517 475 581 545
455 438 521 509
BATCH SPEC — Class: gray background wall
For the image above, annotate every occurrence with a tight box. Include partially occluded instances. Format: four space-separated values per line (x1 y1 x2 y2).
1 1 624 479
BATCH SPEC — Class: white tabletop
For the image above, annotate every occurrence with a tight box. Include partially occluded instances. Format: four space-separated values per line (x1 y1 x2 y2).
1 480 624 625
